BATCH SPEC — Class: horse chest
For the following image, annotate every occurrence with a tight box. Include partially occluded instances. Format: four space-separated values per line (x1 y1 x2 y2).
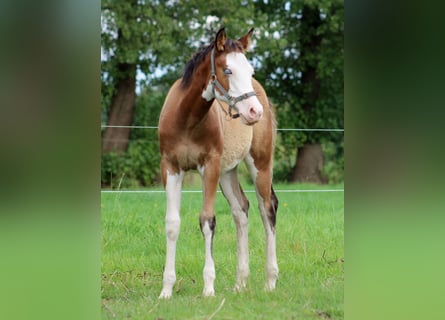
220 121 253 172
172 135 222 171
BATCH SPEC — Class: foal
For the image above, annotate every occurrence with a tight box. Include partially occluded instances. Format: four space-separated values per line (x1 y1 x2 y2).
158 28 278 298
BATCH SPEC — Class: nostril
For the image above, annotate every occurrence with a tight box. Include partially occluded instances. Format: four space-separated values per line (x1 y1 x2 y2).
248 107 263 120
249 107 257 117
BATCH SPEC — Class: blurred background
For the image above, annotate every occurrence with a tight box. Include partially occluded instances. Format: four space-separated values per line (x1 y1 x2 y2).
100 0 344 188
3 1 445 319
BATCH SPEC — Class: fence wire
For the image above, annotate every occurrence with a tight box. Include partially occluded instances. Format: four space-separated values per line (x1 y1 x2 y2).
101 125 344 194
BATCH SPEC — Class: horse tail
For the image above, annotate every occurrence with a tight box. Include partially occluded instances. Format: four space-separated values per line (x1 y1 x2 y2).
268 98 278 149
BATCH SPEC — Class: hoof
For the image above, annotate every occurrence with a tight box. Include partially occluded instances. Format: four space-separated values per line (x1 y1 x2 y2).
234 280 247 293
159 289 172 299
264 280 276 291
202 287 215 297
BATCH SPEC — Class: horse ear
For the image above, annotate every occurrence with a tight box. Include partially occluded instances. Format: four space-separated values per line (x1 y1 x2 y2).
238 28 254 51
215 27 226 51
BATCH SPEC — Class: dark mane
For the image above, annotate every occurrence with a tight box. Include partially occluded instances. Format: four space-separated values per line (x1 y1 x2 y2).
180 39 245 89
181 44 214 89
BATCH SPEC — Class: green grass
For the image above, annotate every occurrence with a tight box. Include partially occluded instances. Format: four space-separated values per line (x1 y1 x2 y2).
101 183 344 319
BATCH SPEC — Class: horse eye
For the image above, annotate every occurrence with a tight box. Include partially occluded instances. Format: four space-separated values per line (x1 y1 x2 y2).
223 68 232 75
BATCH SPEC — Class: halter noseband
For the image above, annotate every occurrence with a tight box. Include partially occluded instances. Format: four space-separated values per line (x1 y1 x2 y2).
210 48 257 119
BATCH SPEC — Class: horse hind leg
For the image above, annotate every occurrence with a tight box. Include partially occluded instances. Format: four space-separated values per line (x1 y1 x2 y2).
245 155 279 291
264 186 279 290
219 169 250 292
259 181 279 291
159 167 184 299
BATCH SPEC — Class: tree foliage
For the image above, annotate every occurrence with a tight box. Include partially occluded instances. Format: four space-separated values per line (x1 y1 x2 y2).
252 0 344 181
101 0 344 187
101 0 257 97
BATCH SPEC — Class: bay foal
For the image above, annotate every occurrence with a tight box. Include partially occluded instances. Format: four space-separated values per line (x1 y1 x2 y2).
158 28 278 298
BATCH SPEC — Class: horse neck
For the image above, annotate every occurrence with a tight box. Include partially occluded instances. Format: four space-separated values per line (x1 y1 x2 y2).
180 64 214 128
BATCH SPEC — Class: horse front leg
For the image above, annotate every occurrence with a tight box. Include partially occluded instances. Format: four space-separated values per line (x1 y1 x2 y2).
159 164 184 299
245 155 279 291
198 160 220 297
219 168 250 292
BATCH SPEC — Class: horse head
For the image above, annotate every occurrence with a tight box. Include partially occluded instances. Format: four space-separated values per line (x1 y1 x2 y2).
203 28 264 125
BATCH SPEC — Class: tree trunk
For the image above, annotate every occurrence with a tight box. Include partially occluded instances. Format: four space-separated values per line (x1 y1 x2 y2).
102 63 136 153
291 5 325 183
291 143 327 184
299 5 322 110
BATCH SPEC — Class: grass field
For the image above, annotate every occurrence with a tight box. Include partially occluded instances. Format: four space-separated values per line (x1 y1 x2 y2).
101 183 344 319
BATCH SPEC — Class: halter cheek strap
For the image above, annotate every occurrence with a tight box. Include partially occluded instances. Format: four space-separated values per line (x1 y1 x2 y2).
210 48 257 119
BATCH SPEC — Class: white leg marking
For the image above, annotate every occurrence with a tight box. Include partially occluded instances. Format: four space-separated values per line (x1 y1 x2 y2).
245 155 278 291
159 170 184 299
201 220 216 297
258 198 279 291
219 172 249 292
